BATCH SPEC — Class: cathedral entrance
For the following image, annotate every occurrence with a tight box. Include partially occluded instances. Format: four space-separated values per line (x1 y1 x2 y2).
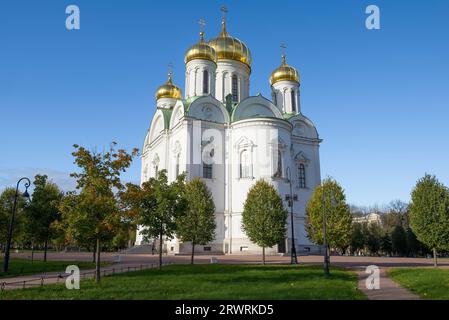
277 238 286 254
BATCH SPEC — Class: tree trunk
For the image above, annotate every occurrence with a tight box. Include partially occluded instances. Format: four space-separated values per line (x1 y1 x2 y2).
262 247 266 265
95 236 101 283
191 241 195 265
31 244 35 262
159 225 163 270
43 239 48 262
324 244 330 276
433 248 438 267
92 244 96 264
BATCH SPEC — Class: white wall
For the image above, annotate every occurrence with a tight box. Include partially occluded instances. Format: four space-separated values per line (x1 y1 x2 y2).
215 59 250 103
185 60 217 98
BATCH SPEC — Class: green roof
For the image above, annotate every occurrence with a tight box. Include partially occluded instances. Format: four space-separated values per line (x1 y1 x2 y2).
183 96 201 112
157 108 173 129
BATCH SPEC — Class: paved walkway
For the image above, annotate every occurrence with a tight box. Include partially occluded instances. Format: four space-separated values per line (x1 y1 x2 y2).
355 267 420 300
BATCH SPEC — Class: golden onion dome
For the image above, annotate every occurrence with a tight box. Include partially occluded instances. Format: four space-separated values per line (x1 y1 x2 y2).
155 71 182 100
208 17 252 69
185 31 217 64
270 54 299 85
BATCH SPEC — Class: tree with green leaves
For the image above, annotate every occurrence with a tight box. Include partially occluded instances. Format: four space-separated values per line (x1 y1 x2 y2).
350 223 365 254
409 174 449 267
380 232 392 256
176 177 216 264
24 175 63 261
391 225 407 256
123 170 186 269
405 227 422 257
0 188 27 252
59 191 101 262
67 142 138 282
242 179 287 264
366 222 382 255
306 178 352 255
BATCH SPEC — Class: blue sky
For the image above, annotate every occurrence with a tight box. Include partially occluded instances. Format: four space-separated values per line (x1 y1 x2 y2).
1 0 448 207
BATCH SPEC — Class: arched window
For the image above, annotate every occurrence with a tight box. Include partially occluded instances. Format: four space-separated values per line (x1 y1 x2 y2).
291 90 296 112
239 149 250 178
154 165 159 177
273 92 277 106
232 75 238 102
203 70 209 94
298 164 306 188
274 150 283 178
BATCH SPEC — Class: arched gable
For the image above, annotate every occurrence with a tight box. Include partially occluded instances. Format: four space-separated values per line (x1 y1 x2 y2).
231 94 283 122
287 113 319 139
148 109 170 143
169 100 186 129
186 95 230 124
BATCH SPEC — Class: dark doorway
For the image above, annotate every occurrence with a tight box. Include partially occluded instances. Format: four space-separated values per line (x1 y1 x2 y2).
277 238 286 253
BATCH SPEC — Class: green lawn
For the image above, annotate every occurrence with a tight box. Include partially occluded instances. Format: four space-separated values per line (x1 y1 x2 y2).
0 264 366 300
389 268 449 300
0 259 103 279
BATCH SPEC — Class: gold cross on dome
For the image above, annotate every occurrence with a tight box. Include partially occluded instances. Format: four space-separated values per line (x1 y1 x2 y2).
280 43 286 54
220 5 228 19
199 18 206 32
167 62 173 82
280 43 287 64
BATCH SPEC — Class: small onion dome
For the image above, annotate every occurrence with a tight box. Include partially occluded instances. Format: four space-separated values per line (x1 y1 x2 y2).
185 31 217 64
155 71 182 100
208 17 252 68
270 54 299 86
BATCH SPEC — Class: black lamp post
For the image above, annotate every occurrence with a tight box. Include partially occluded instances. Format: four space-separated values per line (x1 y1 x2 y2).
286 167 298 264
2 177 31 273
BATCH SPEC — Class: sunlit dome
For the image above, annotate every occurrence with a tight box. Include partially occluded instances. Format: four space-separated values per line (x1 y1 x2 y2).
155 71 182 100
208 16 252 68
270 54 299 85
185 31 217 64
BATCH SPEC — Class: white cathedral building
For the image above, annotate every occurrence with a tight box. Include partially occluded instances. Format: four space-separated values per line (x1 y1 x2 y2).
136 13 322 255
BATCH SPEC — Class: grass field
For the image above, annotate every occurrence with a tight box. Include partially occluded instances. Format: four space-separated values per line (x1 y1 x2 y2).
389 267 449 300
0 259 103 278
0 264 366 300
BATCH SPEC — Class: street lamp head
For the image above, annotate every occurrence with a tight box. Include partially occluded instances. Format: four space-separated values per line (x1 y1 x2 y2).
22 177 31 199
22 189 30 199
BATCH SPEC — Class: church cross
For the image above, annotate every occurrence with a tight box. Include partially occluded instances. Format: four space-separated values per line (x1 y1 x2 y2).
167 63 173 82
199 18 206 32
220 5 228 19
280 43 287 64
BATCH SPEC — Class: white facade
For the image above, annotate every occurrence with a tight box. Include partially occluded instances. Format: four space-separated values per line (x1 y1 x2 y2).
136 19 322 255
353 213 382 226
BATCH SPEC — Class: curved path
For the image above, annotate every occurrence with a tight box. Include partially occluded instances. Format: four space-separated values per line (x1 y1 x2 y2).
355 267 420 300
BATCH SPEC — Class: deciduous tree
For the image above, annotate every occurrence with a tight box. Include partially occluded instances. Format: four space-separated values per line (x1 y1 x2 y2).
176 177 216 264
242 179 287 264
0 188 27 251
306 178 352 255
409 174 449 267
391 225 407 256
68 142 138 282
123 170 186 269
25 175 63 261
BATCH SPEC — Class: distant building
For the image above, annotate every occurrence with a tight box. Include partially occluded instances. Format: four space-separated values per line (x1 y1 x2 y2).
353 213 382 226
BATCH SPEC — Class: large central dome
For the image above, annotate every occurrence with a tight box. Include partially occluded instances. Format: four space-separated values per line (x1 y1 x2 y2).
208 18 252 69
